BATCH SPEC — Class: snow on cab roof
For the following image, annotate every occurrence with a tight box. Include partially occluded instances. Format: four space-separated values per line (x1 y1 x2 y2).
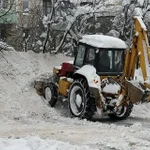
79 35 127 49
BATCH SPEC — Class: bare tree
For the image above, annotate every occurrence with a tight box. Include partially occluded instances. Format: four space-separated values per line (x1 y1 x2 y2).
112 0 150 45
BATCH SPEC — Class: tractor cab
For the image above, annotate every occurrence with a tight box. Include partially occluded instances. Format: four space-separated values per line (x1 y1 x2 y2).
74 35 127 76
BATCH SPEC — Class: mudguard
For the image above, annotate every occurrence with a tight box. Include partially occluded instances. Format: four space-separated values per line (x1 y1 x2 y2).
74 65 101 90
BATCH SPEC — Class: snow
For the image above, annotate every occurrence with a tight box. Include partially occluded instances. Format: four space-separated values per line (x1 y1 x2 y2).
102 83 121 94
1 51 150 149
75 65 101 89
0 137 95 150
134 16 147 31
107 29 120 37
104 0 120 5
42 16 48 27
40 32 47 38
134 7 143 17
80 35 127 49
0 41 15 51
134 69 144 83
36 40 42 46
137 0 144 6
122 0 130 6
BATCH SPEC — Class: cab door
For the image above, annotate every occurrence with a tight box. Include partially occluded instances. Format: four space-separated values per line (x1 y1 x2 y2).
74 44 96 71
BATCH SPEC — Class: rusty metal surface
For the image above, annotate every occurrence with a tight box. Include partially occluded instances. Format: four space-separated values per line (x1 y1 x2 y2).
125 80 144 104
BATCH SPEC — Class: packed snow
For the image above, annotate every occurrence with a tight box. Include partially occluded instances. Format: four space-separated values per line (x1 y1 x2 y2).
1 51 150 150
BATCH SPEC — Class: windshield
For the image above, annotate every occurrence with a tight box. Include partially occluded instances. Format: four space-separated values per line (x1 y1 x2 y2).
97 49 125 73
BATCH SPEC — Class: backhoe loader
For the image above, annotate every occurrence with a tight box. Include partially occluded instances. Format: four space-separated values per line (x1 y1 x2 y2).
43 16 150 120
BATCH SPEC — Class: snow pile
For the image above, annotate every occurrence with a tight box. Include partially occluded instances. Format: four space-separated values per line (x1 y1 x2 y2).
0 41 15 51
0 137 96 150
0 51 71 122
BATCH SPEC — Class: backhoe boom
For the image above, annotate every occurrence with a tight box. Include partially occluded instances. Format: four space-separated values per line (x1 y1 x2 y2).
124 16 150 103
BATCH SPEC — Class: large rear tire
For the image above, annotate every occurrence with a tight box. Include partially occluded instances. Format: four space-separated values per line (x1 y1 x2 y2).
68 79 96 119
44 82 58 107
108 102 133 120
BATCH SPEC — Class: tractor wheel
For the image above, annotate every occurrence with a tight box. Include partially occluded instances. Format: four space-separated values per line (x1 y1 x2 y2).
108 102 133 120
68 79 96 120
44 82 58 107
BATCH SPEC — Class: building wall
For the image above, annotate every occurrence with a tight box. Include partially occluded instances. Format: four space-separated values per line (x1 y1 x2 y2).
0 0 17 40
5 0 44 50
16 0 42 28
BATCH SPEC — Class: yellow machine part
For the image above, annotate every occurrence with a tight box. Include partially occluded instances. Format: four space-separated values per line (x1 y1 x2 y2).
58 79 71 97
125 80 145 104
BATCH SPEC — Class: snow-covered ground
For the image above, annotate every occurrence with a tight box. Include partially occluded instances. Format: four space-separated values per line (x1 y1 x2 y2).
1 51 150 150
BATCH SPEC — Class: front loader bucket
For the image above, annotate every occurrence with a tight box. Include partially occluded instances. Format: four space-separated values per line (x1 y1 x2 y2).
125 80 149 104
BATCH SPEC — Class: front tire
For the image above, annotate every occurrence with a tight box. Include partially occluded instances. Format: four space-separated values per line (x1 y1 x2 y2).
68 79 96 119
44 82 58 107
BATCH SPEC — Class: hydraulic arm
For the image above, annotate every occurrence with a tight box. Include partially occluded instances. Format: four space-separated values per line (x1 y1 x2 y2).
123 16 150 103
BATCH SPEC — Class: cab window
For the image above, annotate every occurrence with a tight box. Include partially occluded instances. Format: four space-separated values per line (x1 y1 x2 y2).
98 49 125 73
74 45 86 67
114 51 124 72
98 50 110 72
85 47 95 66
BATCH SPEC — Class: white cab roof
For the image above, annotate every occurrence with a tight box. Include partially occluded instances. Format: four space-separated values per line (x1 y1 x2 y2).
79 35 127 49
